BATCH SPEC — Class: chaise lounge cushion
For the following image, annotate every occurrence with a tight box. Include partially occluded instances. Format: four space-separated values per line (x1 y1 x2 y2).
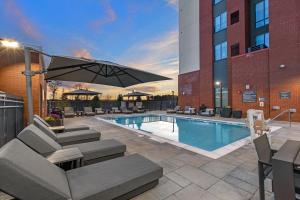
64 139 126 162
17 125 62 155
67 154 163 200
0 139 71 200
33 118 101 145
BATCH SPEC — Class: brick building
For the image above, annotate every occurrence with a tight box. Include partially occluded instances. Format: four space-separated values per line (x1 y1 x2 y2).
178 0 300 121
0 47 47 123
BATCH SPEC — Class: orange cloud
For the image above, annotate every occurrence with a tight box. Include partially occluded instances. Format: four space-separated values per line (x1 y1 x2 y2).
90 0 117 29
72 49 93 59
4 0 42 40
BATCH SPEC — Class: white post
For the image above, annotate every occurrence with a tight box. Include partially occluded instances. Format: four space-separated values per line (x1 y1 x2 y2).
24 47 33 124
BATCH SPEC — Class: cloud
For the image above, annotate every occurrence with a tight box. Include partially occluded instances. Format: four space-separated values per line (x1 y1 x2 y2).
4 0 42 40
72 48 93 59
165 0 178 9
90 0 117 30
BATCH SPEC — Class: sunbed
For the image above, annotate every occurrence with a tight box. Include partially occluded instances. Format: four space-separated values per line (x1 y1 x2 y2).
136 102 146 113
33 118 100 145
84 107 96 116
199 108 215 117
167 105 181 114
64 107 76 118
95 108 105 115
34 114 89 132
0 139 163 200
111 107 122 113
183 106 196 115
17 125 126 165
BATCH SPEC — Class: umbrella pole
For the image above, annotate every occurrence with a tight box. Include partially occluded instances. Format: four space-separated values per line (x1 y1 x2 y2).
24 47 34 124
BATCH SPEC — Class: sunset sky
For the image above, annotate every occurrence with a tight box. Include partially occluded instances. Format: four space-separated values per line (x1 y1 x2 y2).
0 0 179 99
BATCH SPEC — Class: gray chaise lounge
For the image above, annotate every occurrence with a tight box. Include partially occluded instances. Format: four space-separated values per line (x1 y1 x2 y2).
33 118 100 146
0 139 163 200
64 107 76 118
18 125 126 165
34 114 89 132
84 107 96 116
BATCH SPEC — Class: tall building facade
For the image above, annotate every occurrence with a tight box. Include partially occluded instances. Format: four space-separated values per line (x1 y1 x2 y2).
178 0 300 121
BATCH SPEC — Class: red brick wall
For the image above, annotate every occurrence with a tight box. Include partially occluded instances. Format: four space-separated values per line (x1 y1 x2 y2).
268 0 300 121
178 70 201 108
231 49 270 118
199 0 214 108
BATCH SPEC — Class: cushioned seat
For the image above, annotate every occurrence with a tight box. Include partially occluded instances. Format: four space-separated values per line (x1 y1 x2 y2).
64 139 126 164
18 125 126 164
34 114 90 132
33 118 100 145
0 139 162 200
67 154 163 200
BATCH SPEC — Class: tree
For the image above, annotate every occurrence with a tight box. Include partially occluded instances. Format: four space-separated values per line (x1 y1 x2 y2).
48 81 62 100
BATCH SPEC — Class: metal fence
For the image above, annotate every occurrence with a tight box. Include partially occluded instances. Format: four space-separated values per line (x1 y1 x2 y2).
47 98 178 114
0 92 24 147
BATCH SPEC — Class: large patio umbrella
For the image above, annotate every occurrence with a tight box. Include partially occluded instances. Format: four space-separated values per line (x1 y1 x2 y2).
45 56 171 87
62 89 101 100
123 91 151 101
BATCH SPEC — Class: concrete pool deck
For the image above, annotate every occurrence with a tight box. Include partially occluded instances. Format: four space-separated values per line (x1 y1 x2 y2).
1 112 299 199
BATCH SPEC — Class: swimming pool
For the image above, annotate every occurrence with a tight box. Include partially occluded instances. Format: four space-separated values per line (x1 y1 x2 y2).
107 115 250 152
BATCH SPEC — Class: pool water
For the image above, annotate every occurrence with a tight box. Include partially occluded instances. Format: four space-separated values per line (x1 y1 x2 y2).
109 115 250 151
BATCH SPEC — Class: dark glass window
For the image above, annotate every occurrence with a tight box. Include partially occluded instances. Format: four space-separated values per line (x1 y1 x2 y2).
214 0 223 5
215 12 227 32
231 11 239 25
255 0 269 28
256 32 269 47
231 43 240 56
215 41 227 61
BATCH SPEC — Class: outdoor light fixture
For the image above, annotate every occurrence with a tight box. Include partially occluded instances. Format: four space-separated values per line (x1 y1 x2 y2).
0 39 20 49
280 64 285 68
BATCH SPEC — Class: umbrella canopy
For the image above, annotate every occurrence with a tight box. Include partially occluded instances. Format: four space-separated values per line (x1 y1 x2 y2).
124 91 151 97
63 89 101 96
45 56 171 87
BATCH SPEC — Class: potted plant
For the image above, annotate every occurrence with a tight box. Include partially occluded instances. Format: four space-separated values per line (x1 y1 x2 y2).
44 114 63 126
221 106 232 118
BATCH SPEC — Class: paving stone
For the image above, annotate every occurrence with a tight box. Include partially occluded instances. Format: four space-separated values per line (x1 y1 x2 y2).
201 160 237 178
223 175 258 194
173 153 210 167
173 184 205 200
150 177 182 200
166 172 191 187
175 165 219 189
199 192 223 200
229 167 259 186
208 180 252 200
251 189 274 200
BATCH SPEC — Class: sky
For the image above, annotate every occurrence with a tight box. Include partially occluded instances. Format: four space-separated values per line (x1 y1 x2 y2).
0 0 179 99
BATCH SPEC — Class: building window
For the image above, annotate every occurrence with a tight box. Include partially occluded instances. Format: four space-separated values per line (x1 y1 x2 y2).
255 0 269 28
256 32 269 47
231 11 239 25
215 12 227 32
214 0 223 5
231 43 240 56
215 41 227 61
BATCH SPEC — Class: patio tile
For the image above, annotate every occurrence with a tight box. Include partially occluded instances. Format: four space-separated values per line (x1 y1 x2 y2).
149 177 182 200
223 175 258 194
172 184 205 200
208 180 252 200
229 167 259 187
165 172 191 187
251 189 274 200
199 192 223 200
200 160 237 178
175 165 219 189
172 153 210 167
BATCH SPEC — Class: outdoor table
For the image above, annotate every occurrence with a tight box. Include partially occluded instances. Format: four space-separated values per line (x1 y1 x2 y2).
47 148 83 170
272 140 300 200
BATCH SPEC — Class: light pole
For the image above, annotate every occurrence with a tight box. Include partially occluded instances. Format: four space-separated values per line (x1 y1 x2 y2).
215 81 223 110
0 39 48 124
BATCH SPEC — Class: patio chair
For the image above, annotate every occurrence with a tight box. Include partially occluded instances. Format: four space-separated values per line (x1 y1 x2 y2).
253 134 300 200
136 102 146 113
64 107 76 118
34 114 89 133
183 106 196 115
84 107 96 116
17 125 126 165
33 118 100 146
166 105 181 114
120 102 133 114
0 139 163 200
199 108 215 117
111 107 121 114
95 107 105 115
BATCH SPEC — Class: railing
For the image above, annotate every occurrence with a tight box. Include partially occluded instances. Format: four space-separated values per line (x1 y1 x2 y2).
0 92 24 147
266 109 296 128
